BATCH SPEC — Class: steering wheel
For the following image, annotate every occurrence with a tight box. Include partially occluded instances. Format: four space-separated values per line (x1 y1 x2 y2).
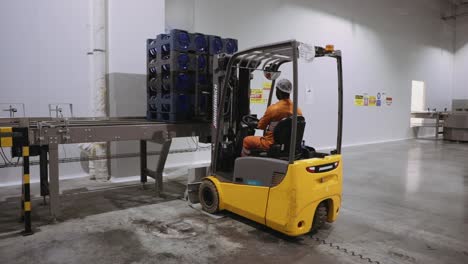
241 114 259 128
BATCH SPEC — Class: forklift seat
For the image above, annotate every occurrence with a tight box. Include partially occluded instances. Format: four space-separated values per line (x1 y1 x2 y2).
251 116 306 159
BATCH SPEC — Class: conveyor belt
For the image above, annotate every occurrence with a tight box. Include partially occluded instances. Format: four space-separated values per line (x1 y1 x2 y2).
1 117 165 128
0 116 211 228
1 117 210 145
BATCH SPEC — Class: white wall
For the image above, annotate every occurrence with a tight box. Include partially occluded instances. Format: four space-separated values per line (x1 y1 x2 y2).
108 0 166 117
108 0 165 75
453 6 468 99
0 0 90 117
165 0 195 32
0 0 90 184
187 0 454 148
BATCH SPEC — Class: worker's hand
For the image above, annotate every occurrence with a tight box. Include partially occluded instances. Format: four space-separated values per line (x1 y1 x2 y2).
242 114 259 129
248 120 258 129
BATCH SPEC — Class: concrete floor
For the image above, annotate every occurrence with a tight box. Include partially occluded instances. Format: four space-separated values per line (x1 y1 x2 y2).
0 139 467 264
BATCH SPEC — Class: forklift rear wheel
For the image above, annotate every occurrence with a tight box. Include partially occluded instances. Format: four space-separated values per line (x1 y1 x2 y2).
311 202 328 232
199 180 219 214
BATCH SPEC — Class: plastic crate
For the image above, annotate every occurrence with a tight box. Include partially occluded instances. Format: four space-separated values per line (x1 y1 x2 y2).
223 38 238 54
156 93 194 113
148 72 196 101
196 55 209 71
148 51 197 72
156 29 192 53
146 29 238 123
148 76 158 93
146 111 192 123
192 33 209 53
208 35 224 55
146 93 194 122
153 30 209 54
207 36 238 55
154 71 196 95
148 95 158 111
147 39 159 60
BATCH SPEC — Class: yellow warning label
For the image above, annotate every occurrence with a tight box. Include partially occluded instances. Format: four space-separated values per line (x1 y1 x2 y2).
251 89 263 95
0 127 13 147
250 89 263 100
250 98 267 104
23 146 29 157
354 95 364 106
24 202 31 212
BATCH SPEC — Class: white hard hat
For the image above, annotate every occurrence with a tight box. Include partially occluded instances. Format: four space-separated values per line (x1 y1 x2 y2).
276 79 292 93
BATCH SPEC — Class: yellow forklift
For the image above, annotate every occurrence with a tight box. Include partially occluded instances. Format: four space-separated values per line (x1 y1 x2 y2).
198 40 343 236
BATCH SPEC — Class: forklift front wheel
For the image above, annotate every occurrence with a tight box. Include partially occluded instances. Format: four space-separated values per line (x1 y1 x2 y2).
199 180 220 214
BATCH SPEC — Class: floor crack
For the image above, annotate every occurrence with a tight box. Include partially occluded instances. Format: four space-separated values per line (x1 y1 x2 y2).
312 235 382 264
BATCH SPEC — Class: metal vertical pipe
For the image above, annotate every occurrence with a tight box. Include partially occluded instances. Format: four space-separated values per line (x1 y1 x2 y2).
140 140 147 184
155 140 172 196
39 146 49 198
48 144 60 220
336 56 344 154
87 0 109 181
289 41 299 164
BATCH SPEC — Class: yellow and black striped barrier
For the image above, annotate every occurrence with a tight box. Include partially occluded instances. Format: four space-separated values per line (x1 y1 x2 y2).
0 127 13 147
1 127 33 235
22 145 33 235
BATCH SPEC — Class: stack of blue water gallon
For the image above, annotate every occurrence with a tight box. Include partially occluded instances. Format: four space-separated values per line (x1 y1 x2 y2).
146 29 238 123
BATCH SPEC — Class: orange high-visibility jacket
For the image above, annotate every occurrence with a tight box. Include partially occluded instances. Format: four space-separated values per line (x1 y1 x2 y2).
257 99 303 149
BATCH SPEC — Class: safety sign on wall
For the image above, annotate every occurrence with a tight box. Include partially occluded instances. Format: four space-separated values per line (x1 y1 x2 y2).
363 94 369 106
386 96 393 106
354 95 364 106
262 82 272 90
354 92 392 107
250 89 263 99
250 89 266 104
376 93 382 107
250 98 267 104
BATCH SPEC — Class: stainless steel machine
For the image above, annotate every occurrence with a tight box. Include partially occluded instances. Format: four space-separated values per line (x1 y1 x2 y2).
444 99 468 142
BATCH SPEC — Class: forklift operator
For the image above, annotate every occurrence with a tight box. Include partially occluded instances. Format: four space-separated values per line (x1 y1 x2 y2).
242 79 303 156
